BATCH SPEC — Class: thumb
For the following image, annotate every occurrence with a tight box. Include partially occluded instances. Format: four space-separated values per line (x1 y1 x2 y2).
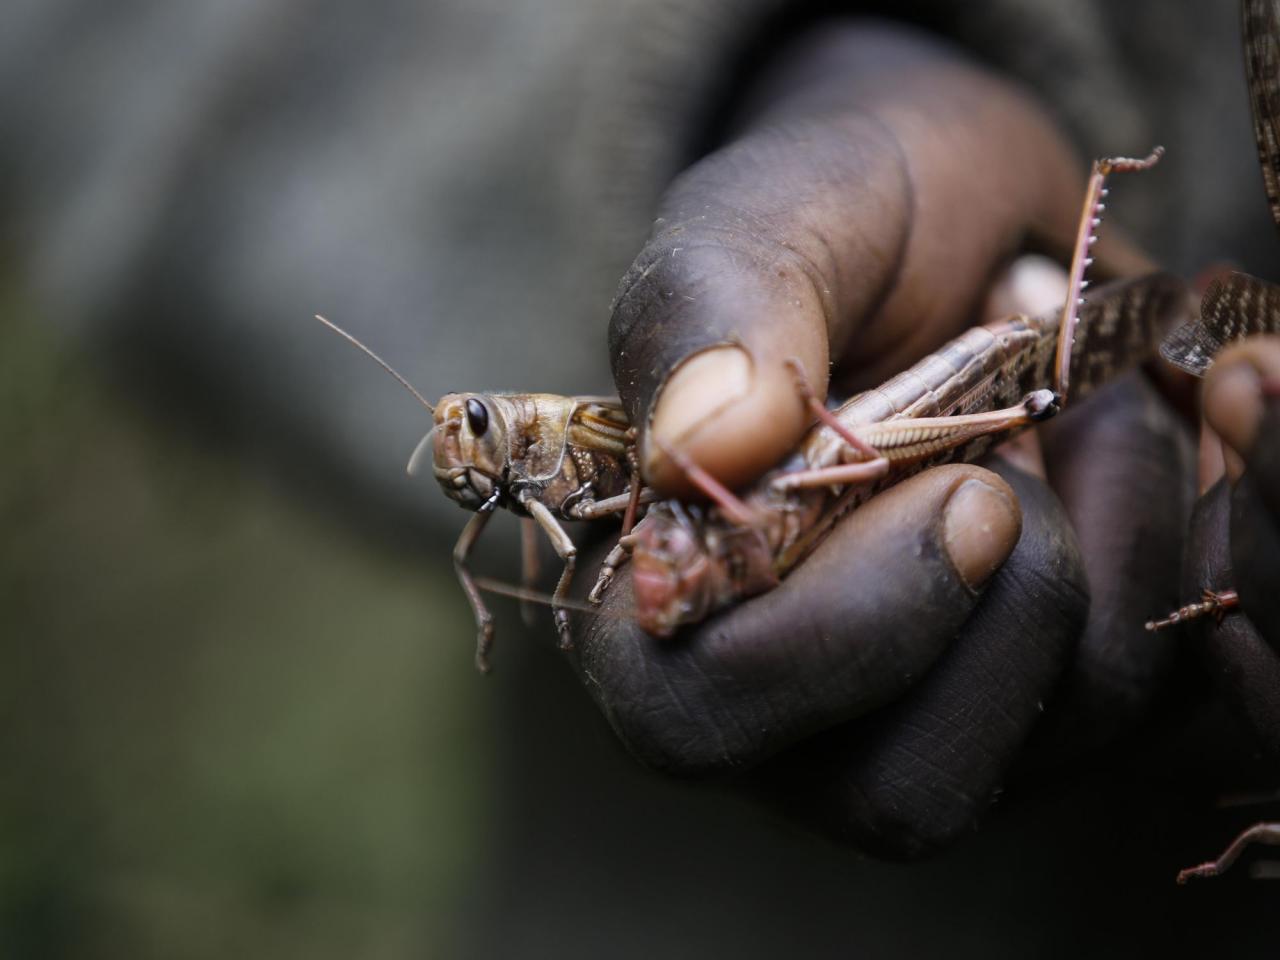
610 24 1088 495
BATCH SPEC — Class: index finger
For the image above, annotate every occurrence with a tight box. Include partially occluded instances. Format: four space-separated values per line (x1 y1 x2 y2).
611 23 1147 494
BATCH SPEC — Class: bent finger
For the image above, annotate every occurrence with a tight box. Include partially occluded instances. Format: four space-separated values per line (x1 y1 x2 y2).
575 463 1022 774
1203 337 1280 645
1187 481 1280 762
611 24 1099 494
1032 372 1196 760
753 463 1086 859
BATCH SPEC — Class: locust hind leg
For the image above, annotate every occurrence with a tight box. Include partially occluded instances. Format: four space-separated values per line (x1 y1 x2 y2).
778 357 892 490
770 460 891 492
1053 147 1163 406
771 391 1058 492
784 357 884 459
453 494 500 673
648 360 889 513
1177 821 1280 883
1145 588 1240 632
524 498 578 651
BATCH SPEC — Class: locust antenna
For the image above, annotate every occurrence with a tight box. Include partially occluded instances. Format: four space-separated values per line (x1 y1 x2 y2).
1054 146 1164 407
314 314 435 413
473 576 616 617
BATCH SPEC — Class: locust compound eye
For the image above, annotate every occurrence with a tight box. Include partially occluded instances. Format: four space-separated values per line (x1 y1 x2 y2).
465 398 489 436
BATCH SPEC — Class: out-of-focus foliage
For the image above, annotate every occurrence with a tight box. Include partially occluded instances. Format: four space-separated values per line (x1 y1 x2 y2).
0 292 488 958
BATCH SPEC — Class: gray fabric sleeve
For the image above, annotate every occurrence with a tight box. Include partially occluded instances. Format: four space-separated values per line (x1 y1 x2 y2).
0 0 1264 530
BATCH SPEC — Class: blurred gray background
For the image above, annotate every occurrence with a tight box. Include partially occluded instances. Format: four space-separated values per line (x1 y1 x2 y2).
4 0 1280 957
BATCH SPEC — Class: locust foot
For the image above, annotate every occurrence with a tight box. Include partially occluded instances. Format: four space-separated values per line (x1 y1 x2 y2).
1146 588 1239 632
555 612 574 652
474 618 495 674
588 537 634 604
1178 822 1280 883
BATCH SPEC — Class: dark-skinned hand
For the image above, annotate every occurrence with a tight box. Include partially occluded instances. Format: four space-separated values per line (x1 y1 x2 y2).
570 21 1194 858
1186 336 1280 761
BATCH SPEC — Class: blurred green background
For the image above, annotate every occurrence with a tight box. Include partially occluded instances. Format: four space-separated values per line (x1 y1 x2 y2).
1 294 487 957
5 1 1280 955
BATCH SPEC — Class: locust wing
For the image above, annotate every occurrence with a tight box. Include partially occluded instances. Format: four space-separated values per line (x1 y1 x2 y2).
1160 1 1280 375
566 398 630 459
1161 272 1280 375
1245 0 1280 236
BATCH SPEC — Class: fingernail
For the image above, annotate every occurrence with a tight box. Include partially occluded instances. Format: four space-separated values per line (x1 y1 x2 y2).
645 345 753 468
943 479 1021 591
1204 360 1262 456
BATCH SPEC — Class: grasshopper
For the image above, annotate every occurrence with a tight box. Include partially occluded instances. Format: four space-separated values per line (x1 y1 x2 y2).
589 148 1181 637
312 315 653 673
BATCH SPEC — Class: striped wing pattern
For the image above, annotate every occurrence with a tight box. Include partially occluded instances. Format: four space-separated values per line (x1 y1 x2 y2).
1162 272 1280 375
567 400 630 458
1161 0 1280 375
1246 0 1280 234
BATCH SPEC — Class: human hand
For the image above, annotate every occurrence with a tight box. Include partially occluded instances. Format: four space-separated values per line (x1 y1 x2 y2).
609 21 1152 495
574 21 1191 856
1183 336 1280 758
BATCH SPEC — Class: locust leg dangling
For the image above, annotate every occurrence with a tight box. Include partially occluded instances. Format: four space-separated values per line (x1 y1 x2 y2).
1177 821 1280 883
454 491 501 673
1145 588 1240 632
774 346 1058 495
770 387 1058 493
582 432 647 604
523 497 579 651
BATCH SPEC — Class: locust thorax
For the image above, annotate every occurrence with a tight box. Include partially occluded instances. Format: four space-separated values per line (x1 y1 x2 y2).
420 392 510 510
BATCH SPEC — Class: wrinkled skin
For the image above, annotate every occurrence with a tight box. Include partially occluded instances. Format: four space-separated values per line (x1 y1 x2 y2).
1190 337 1280 761
565 22 1203 857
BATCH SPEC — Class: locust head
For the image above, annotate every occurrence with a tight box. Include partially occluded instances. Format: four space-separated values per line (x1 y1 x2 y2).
411 393 509 510
310 316 515 512
630 506 780 638
629 509 719 637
